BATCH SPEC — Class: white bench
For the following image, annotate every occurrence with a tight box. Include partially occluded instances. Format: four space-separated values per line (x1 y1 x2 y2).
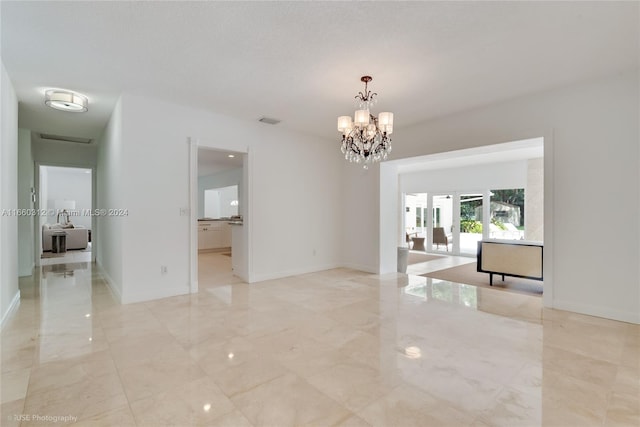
477 240 543 285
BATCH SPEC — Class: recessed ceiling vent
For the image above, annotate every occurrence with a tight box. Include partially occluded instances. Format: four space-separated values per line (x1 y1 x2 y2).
258 117 281 125
39 133 93 144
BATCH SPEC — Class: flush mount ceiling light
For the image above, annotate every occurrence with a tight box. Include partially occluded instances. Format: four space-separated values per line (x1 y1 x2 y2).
338 76 394 169
45 90 88 112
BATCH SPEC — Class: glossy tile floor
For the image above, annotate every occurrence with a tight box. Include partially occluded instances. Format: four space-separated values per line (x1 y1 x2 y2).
1 253 638 426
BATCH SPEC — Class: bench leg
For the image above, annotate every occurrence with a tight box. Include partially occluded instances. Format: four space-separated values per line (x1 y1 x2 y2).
489 273 493 286
502 274 505 281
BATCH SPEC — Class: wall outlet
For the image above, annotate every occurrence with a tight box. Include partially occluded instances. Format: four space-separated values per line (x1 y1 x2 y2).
179 208 189 216
161 265 168 275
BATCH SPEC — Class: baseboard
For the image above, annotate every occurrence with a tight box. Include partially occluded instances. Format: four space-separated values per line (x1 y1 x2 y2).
96 261 122 304
122 284 190 304
1 290 21 330
552 299 640 325
340 262 378 274
18 262 35 277
248 262 343 283
234 270 249 283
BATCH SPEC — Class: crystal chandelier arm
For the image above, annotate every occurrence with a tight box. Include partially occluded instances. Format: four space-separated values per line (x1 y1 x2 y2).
355 90 377 102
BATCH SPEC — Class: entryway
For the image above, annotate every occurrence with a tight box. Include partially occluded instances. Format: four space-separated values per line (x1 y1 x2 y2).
189 140 250 293
37 165 93 266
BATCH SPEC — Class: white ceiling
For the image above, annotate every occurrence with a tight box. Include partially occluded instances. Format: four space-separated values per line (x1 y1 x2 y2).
2 2 637 142
197 148 243 177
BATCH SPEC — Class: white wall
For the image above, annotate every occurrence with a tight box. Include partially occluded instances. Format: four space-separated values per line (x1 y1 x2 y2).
1 61 20 326
401 160 528 194
104 93 343 303
346 70 639 324
43 166 92 229
17 128 34 276
96 97 125 301
198 168 242 218
31 135 97 168
342 165 380 273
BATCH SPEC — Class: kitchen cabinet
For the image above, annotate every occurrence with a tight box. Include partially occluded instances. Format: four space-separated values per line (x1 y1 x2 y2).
198 221 231 250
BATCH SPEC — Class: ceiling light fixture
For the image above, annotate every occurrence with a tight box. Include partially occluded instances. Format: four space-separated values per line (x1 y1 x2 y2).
338 76 393 169
45 90 88 112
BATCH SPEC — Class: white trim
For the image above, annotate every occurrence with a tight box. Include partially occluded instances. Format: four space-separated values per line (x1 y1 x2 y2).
122 285 190 305
188 138 198 294
542 132 554 309
249 263 343 283
1 290 20 330
341 262 378 274
245 147 253 286
97 261 122 304
551 300 640 325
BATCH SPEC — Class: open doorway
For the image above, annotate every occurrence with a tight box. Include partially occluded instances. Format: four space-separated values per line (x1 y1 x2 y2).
38 165 92 266
194 147 245 290
390 137 546 297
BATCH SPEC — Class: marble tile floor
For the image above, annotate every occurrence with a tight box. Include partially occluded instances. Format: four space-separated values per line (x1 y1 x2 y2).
1 253 638 426
39 246 92 266
405 251 476 276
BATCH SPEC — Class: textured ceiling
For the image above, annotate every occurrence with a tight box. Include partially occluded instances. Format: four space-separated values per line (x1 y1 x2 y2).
2 1 638 142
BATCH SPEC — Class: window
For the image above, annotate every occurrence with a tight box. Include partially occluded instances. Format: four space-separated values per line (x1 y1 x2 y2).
489 189 524 240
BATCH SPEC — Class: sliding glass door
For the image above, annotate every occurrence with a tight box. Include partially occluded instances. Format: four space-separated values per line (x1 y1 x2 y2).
459 193 484 255
402 188 529 256
430 194 453 253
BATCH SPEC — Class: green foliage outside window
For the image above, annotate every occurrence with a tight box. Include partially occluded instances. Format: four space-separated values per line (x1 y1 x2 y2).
460 219 482 233
491 217 507 230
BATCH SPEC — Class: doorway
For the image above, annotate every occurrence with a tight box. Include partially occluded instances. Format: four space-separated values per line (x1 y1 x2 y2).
190 142 249 293
384 137 549 302
37 165 93 266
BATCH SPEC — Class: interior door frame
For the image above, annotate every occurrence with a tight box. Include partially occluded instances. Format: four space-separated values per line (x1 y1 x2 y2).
34 162 96 266
188 138 252 294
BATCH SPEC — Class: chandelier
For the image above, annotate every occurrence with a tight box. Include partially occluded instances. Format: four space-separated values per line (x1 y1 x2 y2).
337 76 393 169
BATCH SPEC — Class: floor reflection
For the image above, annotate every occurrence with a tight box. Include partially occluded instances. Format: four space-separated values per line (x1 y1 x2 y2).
0 256 637 426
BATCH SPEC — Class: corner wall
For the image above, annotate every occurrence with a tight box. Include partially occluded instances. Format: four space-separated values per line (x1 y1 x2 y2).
1 61 19 325
17 128 34 276
111 93 343 303
96 97 125 301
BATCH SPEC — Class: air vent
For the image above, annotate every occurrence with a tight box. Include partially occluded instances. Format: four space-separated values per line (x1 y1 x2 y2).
258 117 281 125
40 133 93 144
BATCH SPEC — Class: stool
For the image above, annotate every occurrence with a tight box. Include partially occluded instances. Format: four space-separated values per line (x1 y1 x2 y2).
51 232 67 253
